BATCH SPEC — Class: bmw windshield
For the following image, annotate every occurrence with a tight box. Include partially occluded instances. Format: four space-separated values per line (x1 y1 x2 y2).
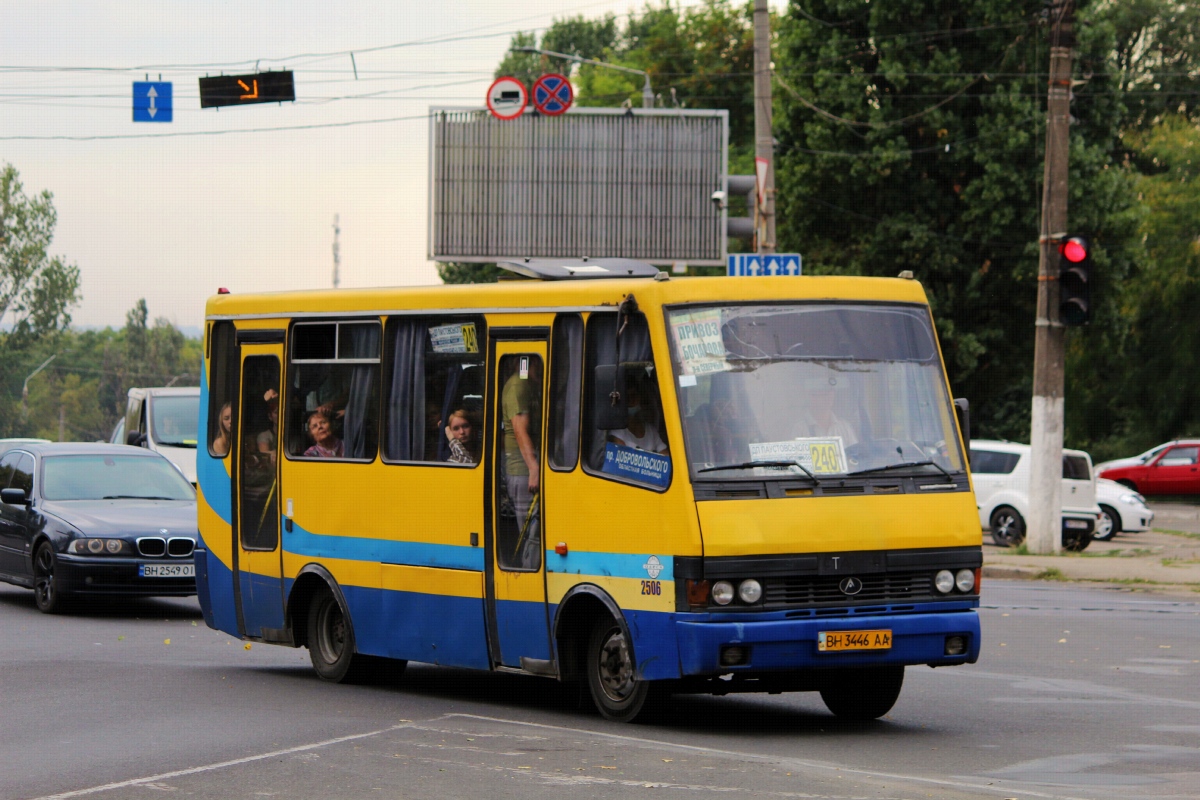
665 303 966 481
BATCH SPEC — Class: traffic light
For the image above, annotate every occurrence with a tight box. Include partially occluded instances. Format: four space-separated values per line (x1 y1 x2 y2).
199 71 295 109
1058 236 1091 326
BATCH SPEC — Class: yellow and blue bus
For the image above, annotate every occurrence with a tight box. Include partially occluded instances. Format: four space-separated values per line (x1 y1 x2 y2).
195 259 981 722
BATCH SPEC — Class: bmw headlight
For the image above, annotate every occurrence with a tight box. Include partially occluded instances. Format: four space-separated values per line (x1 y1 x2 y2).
69 538 131 555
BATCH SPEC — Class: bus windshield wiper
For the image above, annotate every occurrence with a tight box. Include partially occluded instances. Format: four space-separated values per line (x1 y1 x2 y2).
697 460 823 485
846 460 954 480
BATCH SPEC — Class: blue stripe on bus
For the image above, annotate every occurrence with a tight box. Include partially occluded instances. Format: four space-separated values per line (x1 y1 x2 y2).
546 551 674 581
286 521 485 572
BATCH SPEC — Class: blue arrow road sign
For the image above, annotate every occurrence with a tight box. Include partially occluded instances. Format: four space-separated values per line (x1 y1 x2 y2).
727 253 802 276
133 81 172 122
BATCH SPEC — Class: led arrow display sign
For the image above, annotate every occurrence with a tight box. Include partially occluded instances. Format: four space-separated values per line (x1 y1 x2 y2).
199 71 296 109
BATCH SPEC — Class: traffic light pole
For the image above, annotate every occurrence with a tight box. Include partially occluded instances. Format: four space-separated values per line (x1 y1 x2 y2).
1028 2 1074 555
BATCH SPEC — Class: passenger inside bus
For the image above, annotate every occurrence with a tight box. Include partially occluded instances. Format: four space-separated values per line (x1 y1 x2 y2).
607 374 668 455
790 373 858 445
444 408 476 465
686 371 759 465
212 401 233 457
257 389 279 466
303 410 345 459
499 355 541 570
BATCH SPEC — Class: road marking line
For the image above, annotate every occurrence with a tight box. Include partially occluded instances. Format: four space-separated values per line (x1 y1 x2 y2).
437 714 1099 800
26 723 415 800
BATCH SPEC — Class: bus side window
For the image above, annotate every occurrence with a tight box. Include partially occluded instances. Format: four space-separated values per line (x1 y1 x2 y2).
548 314 583 471
383 316 486 465
582 312 671 488
287 321 381 461
207 322 238 458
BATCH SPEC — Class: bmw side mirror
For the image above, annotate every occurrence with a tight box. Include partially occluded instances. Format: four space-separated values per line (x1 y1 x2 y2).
1 487 29 506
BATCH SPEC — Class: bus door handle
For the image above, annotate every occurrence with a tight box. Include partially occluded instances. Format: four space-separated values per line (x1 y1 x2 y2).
285 498 294 533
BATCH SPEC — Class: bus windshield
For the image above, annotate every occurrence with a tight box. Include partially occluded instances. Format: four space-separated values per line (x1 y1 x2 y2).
151 395 200 447
666 302 966 480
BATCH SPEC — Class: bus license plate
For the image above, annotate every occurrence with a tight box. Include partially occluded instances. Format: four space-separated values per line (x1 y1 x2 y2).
818 630 892 652
139 563 195 578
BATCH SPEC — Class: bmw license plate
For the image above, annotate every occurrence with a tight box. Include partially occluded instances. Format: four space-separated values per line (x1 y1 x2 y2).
139 563 195 578
818 630 892 652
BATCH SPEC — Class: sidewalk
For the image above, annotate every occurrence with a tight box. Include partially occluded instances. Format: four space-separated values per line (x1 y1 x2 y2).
982 501 1200 596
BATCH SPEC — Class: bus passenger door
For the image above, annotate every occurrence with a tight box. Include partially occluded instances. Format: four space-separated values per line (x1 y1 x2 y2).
233 345 285 640
486 339 553 669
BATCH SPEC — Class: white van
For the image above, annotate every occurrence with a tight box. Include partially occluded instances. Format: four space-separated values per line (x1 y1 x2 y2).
969 439 1100 551
111 387 200 483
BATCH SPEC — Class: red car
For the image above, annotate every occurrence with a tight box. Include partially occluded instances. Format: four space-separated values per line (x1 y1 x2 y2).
1098 440 1200 495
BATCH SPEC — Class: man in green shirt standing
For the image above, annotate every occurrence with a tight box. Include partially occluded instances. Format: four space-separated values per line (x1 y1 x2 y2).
502 355 541 568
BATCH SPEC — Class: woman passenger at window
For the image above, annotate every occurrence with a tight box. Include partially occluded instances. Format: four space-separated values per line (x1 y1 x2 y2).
303 409 344 459
212 401 233 457
444 408 476 465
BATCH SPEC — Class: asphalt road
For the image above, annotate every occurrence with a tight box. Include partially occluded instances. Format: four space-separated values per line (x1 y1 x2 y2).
2 580 1198 800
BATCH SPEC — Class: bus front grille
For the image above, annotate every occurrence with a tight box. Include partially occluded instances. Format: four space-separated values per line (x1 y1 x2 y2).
762 571 933 608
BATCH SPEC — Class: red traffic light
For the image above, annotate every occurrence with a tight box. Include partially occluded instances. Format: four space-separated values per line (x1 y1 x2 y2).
1060 237 1088 263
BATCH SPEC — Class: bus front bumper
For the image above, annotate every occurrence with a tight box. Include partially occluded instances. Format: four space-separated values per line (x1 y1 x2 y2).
673 608 981 676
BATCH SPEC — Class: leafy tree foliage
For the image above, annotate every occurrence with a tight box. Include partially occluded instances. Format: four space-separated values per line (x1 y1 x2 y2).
0 164 82 436
773 0 1139 442
3 299 201 441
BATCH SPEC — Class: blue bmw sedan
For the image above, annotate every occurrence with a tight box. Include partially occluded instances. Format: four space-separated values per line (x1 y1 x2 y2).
0 442 197 613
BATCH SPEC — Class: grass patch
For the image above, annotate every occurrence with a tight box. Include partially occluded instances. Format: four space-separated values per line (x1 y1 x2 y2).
1035 567 1065 581
1081 548 1157 558
1155 528 1200 541
1162 557 1200 567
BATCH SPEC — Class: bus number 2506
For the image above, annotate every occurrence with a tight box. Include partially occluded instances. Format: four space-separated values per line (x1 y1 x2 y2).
640 580 661 596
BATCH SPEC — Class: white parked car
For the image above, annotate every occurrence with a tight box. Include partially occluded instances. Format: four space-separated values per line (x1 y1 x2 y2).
969 439 1100 551
1094 478 1154 541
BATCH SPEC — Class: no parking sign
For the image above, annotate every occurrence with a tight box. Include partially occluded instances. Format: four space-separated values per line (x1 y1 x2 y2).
532 73 573 116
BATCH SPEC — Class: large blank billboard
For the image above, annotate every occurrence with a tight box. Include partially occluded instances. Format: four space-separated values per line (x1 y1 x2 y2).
428 107 728 266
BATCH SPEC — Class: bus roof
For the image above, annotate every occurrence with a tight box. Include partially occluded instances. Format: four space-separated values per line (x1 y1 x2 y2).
204 274 931 320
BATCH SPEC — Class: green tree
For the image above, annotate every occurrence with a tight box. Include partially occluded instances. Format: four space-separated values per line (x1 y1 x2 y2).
0 163 81 436
773 1 1139 442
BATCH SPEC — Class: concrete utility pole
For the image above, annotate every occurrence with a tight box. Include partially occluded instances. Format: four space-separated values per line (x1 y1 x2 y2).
1027 1 1074 555
753 0 776 253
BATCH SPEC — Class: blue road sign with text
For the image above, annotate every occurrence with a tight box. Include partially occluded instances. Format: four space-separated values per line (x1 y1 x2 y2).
727 253 802 276
133 82 172 122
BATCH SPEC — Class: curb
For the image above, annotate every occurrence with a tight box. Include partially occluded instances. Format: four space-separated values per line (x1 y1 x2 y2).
982 564 1045 581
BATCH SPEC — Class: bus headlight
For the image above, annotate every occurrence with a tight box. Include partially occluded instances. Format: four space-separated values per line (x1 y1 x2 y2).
712 581 735 605
955 569 976 593
934 570 955 594
738 579 762 604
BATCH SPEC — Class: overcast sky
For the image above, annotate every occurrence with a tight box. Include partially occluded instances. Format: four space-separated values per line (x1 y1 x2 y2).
2 0 719 333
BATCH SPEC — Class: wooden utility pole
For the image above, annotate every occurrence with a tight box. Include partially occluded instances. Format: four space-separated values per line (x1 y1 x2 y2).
1027 2 1074 555
753 0 775 253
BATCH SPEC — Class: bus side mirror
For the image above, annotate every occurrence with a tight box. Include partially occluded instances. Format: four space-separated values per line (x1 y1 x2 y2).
593 364 628 430
954 398 970 454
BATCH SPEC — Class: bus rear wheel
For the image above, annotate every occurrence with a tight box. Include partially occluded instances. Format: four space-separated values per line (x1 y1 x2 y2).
819 665 904 721
586 618 660 722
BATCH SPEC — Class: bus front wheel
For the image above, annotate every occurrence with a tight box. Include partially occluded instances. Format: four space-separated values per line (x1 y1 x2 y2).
586 618 660 722
819 665 904 721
